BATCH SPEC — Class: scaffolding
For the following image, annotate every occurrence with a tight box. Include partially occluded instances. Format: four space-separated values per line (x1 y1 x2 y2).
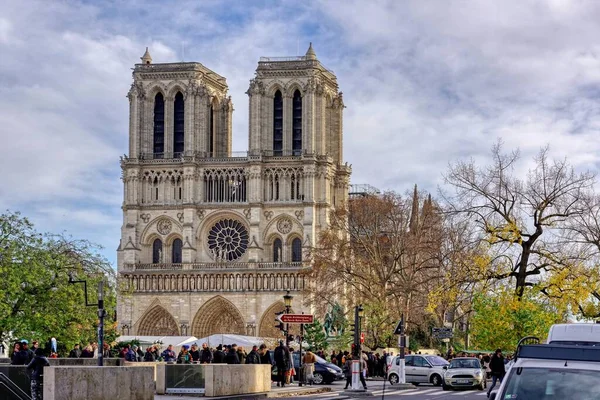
348 184 381 197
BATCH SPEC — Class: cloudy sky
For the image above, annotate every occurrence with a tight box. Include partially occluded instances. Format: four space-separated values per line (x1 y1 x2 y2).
2 0 600 266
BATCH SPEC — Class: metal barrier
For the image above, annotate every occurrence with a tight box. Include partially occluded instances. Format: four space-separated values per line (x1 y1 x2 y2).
0 372 31 400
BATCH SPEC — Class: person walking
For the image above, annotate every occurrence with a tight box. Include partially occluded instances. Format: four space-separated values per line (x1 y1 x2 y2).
27 348 50 400
344 355 367 390
274 341 290 387
487 349 506 398
259 344 272 365
303 350 316 385
200 343 213 364
213 345 225 363
225 345 240 364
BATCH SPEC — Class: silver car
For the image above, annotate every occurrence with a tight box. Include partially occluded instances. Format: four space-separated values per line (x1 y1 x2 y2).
388 354 448 386
442 357 486 391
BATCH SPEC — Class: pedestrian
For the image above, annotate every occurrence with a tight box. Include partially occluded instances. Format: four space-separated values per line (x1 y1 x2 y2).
236 345 247 364
144 346 156 362
125 344 137 362
200 343 213 364
225 345 240 364
274 341 290 387
245 345 261 364
12 341 32 365
213 344 225 363
27 348 50 400
80 345 94 358
189 344 200 363
177 345 191 364
287 347 296 384
68 344 81 358
303 350 316 385
344 355 367 390
487 349 505 398
161 344 176 362
259 344 272 365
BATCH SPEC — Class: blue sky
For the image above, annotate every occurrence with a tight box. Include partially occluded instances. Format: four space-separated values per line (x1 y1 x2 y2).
2 0 600 267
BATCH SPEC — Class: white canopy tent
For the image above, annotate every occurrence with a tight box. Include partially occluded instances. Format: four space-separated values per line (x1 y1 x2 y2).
189 334 307 350
115 336 198 348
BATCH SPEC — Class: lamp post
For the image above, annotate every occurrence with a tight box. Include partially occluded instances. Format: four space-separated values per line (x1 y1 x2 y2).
68 273 107 367
351 304 364 391
283 290 293 347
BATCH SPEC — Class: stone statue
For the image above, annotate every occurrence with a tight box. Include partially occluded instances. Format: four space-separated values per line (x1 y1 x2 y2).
323 312 333 338
158 248 163 263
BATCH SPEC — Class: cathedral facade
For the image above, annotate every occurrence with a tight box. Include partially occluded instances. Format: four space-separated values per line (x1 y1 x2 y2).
117 44 350 339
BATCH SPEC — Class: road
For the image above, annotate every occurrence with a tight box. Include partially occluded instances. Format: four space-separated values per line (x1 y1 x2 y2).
284 381 489 400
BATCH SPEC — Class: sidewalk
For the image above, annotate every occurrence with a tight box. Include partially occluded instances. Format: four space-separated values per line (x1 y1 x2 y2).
155 384 331 399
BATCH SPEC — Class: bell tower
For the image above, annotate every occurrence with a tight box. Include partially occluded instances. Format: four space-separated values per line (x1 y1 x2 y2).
247 43 345 164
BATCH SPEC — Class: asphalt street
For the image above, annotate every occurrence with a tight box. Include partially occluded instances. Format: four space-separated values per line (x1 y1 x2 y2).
284 381 489 400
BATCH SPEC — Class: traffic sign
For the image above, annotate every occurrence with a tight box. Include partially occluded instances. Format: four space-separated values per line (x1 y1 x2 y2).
277 314 314 324
394 319 404 335
360 333 365 344
432 327 453 339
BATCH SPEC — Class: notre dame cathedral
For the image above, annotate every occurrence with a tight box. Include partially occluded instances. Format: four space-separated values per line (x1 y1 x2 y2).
117 44 350 339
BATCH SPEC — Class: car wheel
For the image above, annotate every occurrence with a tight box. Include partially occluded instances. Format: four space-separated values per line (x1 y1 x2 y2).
312 372 324 385
389 374 399 385
430 374 442 386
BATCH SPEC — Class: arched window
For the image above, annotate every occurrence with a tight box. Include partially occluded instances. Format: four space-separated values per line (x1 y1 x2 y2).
209 104 215 156
273 238 282 262
152 238 163 264
153 93 165 158
292 90 302 155
172 238 183 264
273 90 283 156
173 92 185 156
291 238 302 262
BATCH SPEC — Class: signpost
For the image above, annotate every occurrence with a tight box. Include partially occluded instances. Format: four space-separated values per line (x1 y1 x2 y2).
432 327 453 339
277 314 314 324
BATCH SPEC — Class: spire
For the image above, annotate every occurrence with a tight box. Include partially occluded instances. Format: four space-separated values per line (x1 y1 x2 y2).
141 47 152 64
409 184 419 233
305 42 317 60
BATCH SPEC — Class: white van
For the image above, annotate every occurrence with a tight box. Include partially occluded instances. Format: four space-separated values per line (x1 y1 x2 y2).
547 323 600 346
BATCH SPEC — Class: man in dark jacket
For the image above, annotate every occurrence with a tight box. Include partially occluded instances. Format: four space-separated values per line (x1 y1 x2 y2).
274 341 290 387
213 345 225 363
245 345 261 364
200 343 213 364
69 344 81 358
259 344 272 365
11 341 32 365
225 345 240 364
189 344 201 363
27 348 50 400
487 349 505 398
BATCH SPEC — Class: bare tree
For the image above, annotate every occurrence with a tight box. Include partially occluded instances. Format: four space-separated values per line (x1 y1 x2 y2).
442 143 595 299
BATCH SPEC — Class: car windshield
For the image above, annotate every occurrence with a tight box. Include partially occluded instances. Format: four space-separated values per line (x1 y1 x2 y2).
501 367 600 399
426 355 449 366
449 359 480 369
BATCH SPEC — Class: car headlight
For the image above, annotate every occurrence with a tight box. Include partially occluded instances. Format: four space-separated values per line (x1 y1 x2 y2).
475 370 483 377
326 367 336 373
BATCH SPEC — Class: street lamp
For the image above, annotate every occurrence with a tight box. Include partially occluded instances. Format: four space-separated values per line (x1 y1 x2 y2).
283 290 293 313
68 272 107 367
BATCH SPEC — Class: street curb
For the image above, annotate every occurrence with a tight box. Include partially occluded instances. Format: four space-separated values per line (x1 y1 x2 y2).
266 387 332 398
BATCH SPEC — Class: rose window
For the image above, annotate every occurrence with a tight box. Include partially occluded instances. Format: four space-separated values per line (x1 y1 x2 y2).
207 219 249 261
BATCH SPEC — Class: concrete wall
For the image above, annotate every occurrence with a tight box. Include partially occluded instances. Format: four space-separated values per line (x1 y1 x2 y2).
204 364 271 397
0 358 124 366
43 366 154 400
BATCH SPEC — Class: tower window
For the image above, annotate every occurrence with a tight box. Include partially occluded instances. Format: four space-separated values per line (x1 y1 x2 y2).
273 90 283 156
273 238 282 262
153 93 165 158
292 90 302 155
152 238 163 263
291 238 302 262
209 104 215 156
173 92 185 156
172 238 183 264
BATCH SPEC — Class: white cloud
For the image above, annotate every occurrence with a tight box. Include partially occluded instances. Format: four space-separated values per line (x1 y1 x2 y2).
2 0 600 264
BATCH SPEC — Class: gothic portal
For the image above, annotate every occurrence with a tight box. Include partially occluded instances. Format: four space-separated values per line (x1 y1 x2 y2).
117 44 350 337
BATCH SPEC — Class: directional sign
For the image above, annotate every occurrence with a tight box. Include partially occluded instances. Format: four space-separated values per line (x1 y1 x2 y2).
432 327 453 339
277 314 314 324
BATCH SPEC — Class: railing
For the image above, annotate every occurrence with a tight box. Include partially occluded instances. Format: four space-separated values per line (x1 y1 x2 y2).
0 372 31 400
125 262 306 271
259 56 307 62
121 150 317 164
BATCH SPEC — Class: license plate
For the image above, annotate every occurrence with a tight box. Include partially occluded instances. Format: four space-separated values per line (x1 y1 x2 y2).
457 379 470 384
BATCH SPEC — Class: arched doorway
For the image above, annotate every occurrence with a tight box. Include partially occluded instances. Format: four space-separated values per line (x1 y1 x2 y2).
137 305 179 336
191 296 246 338
258 301 297 338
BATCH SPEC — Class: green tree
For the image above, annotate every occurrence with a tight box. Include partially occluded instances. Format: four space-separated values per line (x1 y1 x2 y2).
470 287 564 352
0 211 117 354
303 320 329 351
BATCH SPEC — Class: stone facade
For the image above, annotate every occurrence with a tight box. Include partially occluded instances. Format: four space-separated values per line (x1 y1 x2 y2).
117 44 351 339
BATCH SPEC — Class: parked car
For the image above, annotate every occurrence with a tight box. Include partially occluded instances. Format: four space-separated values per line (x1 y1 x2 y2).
388 354 448 386
269 351 344 384
442 357 486 391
